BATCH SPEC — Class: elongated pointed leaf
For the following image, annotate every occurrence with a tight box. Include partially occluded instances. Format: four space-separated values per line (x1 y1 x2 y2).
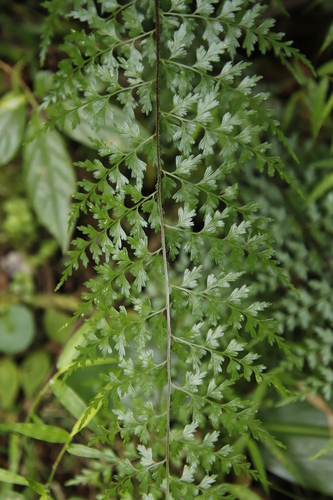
247 438 269 495
227 484 263 500
68 444 116 460
0 470 48 496
0 467 29 486
308 172 333 202
0 92 26 166
0 423 70 443
320 21 333 53
70 397 103 437
311 437 333 459
260 401 333 495
23 119 76 252
0 492 25 500
0 358 19 408
311 78 329 140
51 379 99 433
317 60 333 77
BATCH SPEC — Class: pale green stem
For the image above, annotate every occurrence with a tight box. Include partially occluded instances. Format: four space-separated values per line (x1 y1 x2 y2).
154 0 172 497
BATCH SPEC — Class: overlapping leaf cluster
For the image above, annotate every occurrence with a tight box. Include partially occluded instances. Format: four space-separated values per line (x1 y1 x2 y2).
238 144 333 404
39 0 308 497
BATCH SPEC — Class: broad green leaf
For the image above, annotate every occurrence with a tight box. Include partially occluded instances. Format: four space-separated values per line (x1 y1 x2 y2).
67 498 87 500
26 479 49 496
311 78 329 140
51 379 99 433
23 119 76 252
56 312 103 369
0 468 29 486
0 492 25 500
0 423 70 443
0 305 35 354
63 105 149 152
20 351 51 399
260 401 333 495
0 91 26 166
0 358 19 409
317 59 333 77
308 172 333 202
67 443 116 460
226 484 263 500
70 395 104 437
0 468 47 495
65 360 118 403
33 70 54 99
43 308 72 344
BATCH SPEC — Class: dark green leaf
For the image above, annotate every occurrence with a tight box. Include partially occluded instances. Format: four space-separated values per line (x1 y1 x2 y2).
0 305 35 354
0 92 26 166
23 119 76 252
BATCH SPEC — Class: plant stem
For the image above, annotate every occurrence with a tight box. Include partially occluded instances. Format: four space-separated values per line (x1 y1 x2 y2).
46 438 71 487
0 60 39 110
155 0 172 496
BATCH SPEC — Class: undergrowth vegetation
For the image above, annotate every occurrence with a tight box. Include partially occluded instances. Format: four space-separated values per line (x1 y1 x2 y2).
1 0 333 499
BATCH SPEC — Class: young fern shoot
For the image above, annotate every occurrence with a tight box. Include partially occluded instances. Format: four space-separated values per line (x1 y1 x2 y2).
39 0 310 497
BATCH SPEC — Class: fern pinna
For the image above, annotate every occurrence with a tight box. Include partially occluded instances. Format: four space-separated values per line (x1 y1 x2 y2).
38 0 309 497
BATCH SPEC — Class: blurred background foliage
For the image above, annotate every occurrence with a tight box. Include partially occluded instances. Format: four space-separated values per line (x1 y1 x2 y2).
1 0 333 499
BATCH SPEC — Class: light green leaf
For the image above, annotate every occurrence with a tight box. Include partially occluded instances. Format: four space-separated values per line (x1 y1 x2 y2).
311 437 333 459
138 445 155 467
227 484 263 500
308 173 333 202
317 59 333 77
0 423 70 443
0 467 29 486
247 438 269 495
0 469 47 495
0 492 25 500
0 92 26 166
43 308 72 344
23 119 76 252
320 21 333 53
0 358 19 409
311 78 330 140
0 305 35 354
66 498 87 500
67 498 88 500
20 351 51 399
26 478 49 496
51 379 99 433
309 158 333 169
67 444 115 460
33 70 54 99
56 312 103 369
70 397 104 437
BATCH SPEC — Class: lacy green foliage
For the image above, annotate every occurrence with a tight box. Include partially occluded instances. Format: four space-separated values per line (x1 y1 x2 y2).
35 0 312 497
237 138 333 404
